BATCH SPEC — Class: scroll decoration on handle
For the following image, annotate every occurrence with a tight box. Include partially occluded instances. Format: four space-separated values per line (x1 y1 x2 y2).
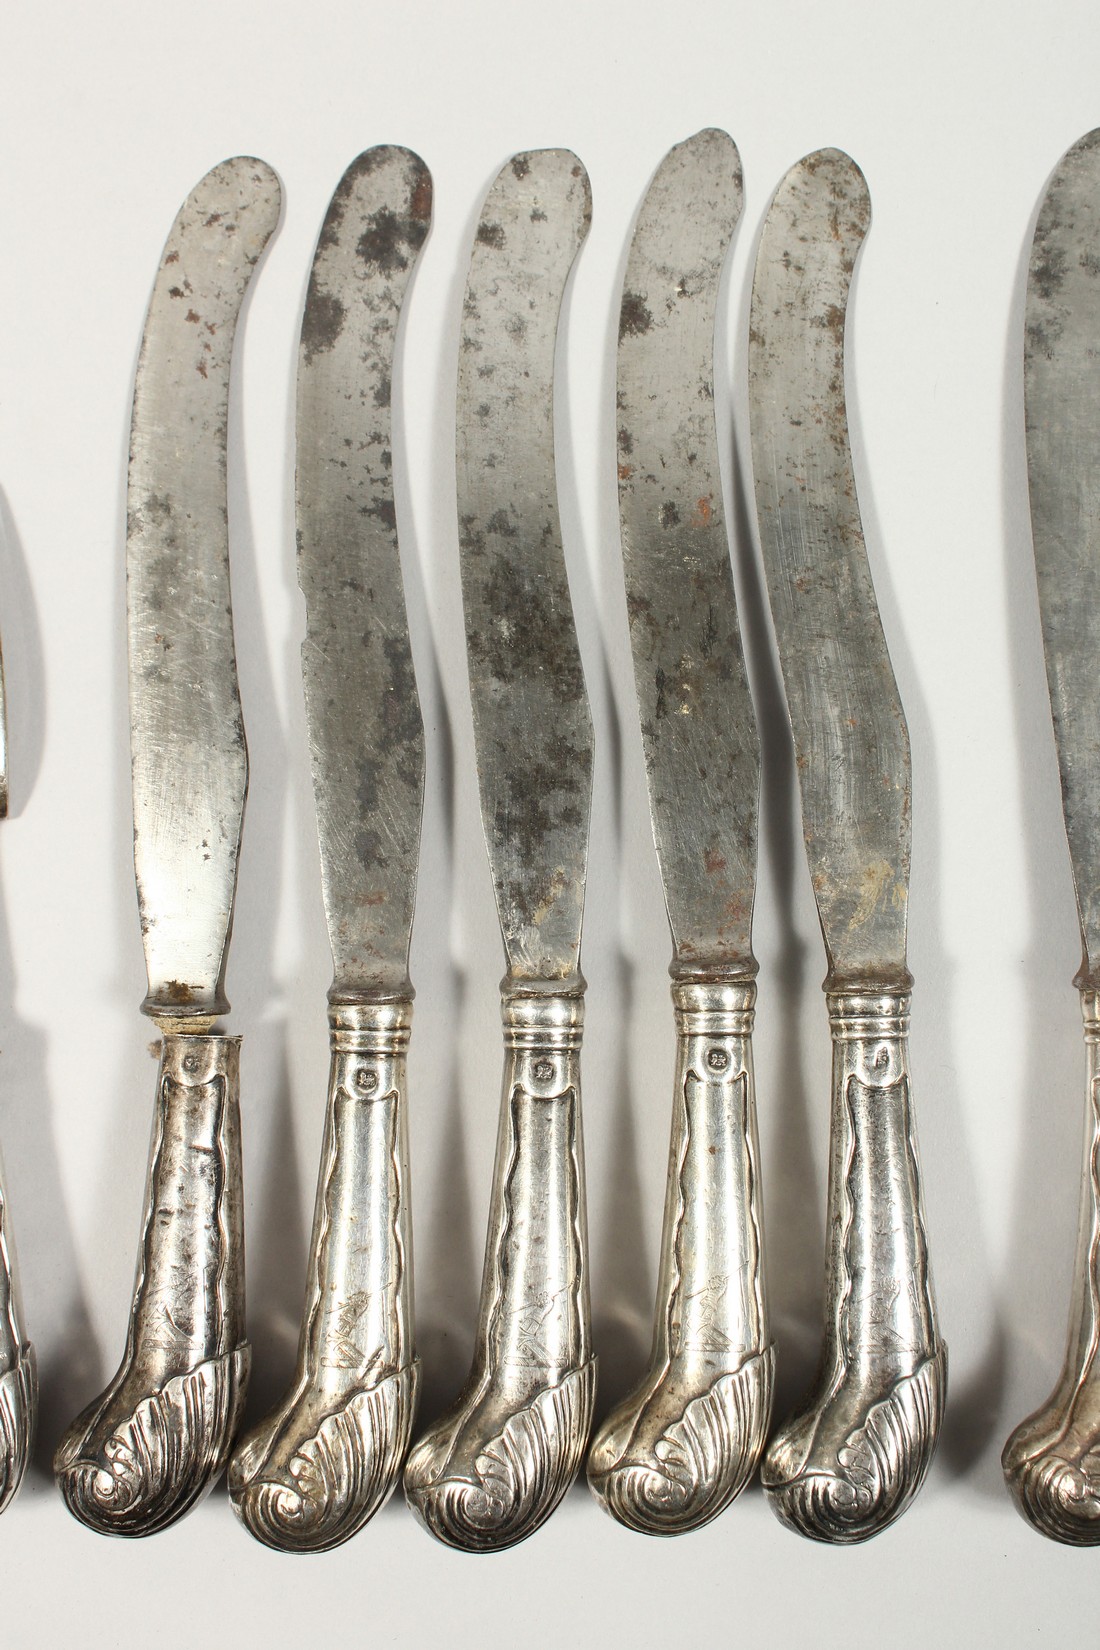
227 147 431 1553
585 124 773 1539
403 149 596 1553
229 1003 418 1551
405 989 595 1552
588 979 772 1534
54 158 281 1537
748 147 945 1544
1002 128 1100 1544
57 1035 248 1535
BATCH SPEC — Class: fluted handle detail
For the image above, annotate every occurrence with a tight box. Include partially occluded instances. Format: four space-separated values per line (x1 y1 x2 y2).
587 978 772 1535
404 985 595 1551
762 990 946 1543
229 999 418 1552
1003 988 1100 1543
0 1169 35 1515
55 1034 249 1536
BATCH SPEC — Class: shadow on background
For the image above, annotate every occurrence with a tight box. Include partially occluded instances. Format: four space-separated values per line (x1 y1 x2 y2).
0 486 100 1477
987 174 1085 1497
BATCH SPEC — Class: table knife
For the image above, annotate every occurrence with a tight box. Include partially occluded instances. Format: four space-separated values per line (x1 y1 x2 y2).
228 146 430 1554
403 149 596 1552
55 157 280 1536
1002 127 1100 1545
748 148 946 1543
0 638 36 1515
585 129 771 1536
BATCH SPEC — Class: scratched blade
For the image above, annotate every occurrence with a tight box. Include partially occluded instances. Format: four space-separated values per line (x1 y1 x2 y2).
128 158 280 1020
617 128 757 975
297 148 430 997
749 150 910 983
457 151 593 981
1026 129 1100 987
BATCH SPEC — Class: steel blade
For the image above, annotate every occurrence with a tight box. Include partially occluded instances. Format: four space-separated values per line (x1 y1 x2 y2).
749 149 909 986
128 158 280 1021
457 151 593 981
297 147 430 998
618 128 757 976
1026 128 1100 988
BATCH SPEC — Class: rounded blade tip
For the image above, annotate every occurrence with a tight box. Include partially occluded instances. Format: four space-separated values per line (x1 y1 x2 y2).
667 126 743 187
489 149 592 234
629 128 744 272
776 147 870 230
170 156 283 252
331 146 434 233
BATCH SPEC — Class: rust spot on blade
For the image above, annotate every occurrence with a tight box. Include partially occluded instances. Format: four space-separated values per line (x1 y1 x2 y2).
690 496 713 528
620 292 654 340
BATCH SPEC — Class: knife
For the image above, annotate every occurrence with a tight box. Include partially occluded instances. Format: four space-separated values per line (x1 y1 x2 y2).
748 148 946 1543
1002 127 1100 1545
227 146 430 1554
403 149 596 1552
585 129 772 1536
54 157 280 1536
0 637 36 1513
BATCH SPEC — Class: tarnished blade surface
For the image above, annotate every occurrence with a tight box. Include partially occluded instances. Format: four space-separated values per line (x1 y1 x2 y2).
298 147 430 997
618 128 758 977
749 149 910 988
128 159 280 1021
457 151 593 981
1026 129 1100 990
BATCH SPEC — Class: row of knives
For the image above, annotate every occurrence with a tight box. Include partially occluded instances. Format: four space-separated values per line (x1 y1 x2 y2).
0 125 1096 1553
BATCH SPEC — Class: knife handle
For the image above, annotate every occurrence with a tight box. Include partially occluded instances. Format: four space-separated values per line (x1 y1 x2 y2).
55 1033 249 1536
404 984 596 1551
762 988 946 1543
586 978 773 1534
0 1170 35 1516
1003 988 1100 1543
228 999 419 1552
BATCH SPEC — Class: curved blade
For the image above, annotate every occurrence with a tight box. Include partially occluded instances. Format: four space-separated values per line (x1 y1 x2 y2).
128 158 280 1021
749 149 910 986
297 147 430 998
1026 128 1100 989
457 151 593 982
618 128 757 977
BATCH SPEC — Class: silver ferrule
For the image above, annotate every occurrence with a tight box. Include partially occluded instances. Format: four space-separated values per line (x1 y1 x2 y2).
672 977 756 1038
329 998 413 1057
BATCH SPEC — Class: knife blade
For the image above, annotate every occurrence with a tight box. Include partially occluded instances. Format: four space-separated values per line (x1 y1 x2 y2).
1002 127 1100 1545
55 157 280 1537
404 148 596 1551
585 129 772 1536
228 145 430 1554
749 148 945 1543
0 633 35 1514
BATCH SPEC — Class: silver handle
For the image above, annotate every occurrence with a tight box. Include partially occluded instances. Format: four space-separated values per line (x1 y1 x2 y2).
762 989 946 1543
0 1169 35 1515
587 978 772 1534
1003 987 1100 1543
404 984 595 1551
55 1034 248 1536
229 1000 418 1552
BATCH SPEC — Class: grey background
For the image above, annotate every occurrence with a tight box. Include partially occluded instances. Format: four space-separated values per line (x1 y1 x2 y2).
0 0 1095 1640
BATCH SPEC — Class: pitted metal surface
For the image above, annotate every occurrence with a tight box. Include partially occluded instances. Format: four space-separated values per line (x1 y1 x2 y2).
456 150 593 982
127 158 280 1022
616 128 758 977
749 148 910 989
297 146 429 999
